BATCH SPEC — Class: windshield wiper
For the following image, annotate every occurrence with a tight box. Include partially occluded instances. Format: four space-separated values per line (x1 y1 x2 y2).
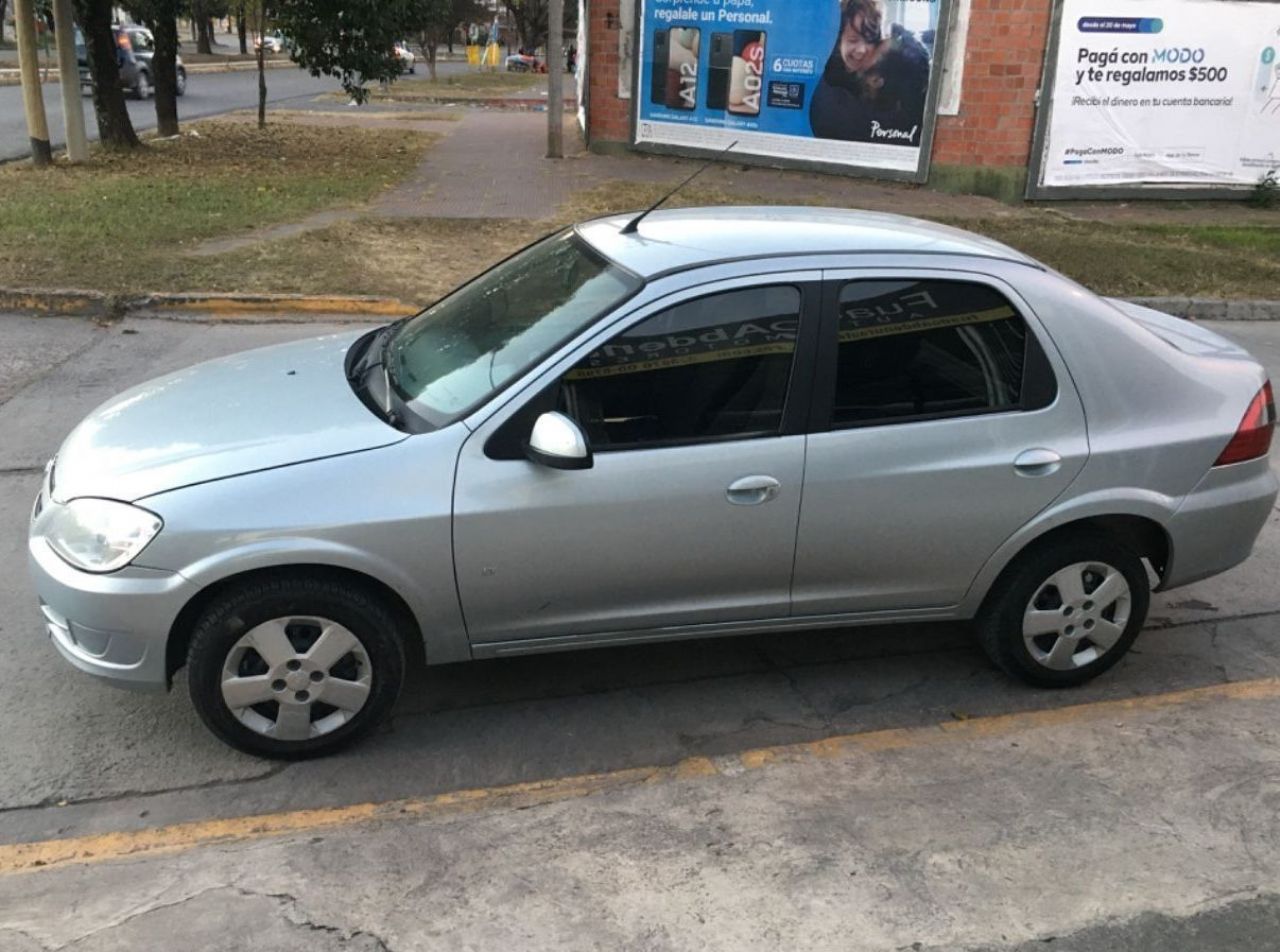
347 323 407 429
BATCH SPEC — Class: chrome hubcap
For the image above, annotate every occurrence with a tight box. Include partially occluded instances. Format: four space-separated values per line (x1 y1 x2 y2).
220 616 372 742
1022 562 1131 671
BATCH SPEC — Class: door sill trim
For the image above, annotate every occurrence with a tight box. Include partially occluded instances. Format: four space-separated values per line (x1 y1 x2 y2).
468 605 960 660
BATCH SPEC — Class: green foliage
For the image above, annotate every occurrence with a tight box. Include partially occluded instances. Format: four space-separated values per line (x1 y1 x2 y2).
274 0 420 103
1248 170 1280 210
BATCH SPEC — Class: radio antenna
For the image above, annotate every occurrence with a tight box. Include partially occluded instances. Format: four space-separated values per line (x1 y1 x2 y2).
620 140 739 235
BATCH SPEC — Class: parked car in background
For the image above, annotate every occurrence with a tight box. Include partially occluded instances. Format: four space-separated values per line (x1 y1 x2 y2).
393 41 416 73
255 31 287 54
27 208 1277 759
505 50 543 72
75 25 156 100
120 25 187 98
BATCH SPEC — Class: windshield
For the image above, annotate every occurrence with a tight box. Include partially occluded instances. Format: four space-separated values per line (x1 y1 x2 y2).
128 30 154 52
385 231 641 427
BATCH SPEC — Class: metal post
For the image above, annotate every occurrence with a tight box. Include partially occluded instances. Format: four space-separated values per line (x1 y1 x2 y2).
51 0 88 163
546 0 564 158
13 0 52 165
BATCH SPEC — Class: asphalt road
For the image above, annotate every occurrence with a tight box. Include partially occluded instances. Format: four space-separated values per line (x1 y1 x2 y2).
0 61 471 162
0 314 1278 948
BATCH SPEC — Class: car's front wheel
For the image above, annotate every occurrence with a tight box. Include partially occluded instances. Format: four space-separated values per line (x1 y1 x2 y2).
175 67 187 96
976 533 1150 687
186 575 406 758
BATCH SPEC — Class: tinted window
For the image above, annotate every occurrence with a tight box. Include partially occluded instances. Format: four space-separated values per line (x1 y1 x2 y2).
558 286 801 450
833 280 1036 427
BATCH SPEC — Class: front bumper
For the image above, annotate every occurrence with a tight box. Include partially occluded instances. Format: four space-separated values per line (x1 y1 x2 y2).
28 535 197 693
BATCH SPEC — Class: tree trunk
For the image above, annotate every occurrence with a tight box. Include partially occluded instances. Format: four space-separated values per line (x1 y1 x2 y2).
256 30 266 128
194 8 212 54
14 0 52 165
149 5 179 137
73 0 139 150
547 0 563 158
51 0 88 162
237 5 247 55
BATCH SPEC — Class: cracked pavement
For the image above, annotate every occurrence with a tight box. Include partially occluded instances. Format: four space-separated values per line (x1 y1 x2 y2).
0 315 1279 949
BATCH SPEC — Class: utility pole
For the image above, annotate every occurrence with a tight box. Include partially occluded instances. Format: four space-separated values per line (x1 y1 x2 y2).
14 0 52 166
51 0 88 163
546 0 564 158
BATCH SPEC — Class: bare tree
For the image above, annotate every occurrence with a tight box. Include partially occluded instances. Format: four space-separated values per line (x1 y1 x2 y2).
73 0 140 149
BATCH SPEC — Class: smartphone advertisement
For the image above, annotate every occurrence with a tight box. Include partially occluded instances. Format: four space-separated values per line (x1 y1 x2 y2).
635 0 947 177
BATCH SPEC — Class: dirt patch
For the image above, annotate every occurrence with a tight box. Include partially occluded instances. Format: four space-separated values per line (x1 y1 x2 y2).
171 218 547 302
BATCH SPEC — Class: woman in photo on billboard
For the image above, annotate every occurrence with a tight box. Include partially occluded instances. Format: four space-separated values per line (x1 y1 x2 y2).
809 0 931 145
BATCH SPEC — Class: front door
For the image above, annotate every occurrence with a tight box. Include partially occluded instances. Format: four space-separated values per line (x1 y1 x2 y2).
791 272 1089 615
453 279 818 646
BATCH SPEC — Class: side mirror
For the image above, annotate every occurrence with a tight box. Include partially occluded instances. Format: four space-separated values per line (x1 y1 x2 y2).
524 412 593 470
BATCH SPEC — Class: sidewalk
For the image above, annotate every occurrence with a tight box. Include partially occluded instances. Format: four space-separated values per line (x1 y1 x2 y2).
4 677 1280 950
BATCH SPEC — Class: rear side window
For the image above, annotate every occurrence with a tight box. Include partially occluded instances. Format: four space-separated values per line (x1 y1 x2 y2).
557 285 801 450
831 279 1053 428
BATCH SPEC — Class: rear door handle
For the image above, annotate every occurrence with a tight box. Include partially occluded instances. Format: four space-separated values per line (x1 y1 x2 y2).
1014 448 1062 476
726 475 781 506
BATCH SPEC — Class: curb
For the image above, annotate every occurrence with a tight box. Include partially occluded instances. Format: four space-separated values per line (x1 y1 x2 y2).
1128 297 1280 322
0 59 298 86
0 289 413 323
3 289 1280 323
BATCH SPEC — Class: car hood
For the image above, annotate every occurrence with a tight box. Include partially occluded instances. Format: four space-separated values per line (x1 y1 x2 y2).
53 332 405 503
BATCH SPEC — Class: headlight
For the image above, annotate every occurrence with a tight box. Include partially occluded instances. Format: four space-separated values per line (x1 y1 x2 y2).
44 498 163 574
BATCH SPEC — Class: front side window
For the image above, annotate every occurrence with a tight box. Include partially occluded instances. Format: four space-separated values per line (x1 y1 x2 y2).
386 231 641 428
832 279 1046 427
557 285 801 450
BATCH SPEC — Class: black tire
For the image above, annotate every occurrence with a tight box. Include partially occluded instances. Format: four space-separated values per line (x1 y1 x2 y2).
176 67 187 97
186 574 406 759
134 71 151 100
976 532 1149 688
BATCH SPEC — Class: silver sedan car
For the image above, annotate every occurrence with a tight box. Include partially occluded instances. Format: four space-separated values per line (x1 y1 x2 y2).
28 208 1278 757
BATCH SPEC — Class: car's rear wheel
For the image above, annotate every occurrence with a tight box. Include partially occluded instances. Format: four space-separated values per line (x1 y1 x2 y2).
186 575 405 758
134 71 151 100
976 533 1149 687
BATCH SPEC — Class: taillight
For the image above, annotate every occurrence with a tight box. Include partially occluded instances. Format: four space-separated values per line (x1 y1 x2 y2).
1214 381 1276 466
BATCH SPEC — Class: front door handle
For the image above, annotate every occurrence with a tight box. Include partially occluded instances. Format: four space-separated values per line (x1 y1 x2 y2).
1014 448 1062 476
726 475 781 506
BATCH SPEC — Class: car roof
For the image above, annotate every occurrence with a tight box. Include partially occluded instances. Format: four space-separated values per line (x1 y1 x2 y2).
575 206 1038 278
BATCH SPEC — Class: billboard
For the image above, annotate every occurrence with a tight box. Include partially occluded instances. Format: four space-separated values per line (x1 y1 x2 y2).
1035 0 1280 190
632 0 949 178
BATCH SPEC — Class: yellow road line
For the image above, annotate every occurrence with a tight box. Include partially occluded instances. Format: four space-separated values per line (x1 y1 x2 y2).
2 677 1277 876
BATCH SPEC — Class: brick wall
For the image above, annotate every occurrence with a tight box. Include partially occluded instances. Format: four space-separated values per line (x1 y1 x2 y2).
587 0 631 143
586 0 1052 171
932 0 1053 167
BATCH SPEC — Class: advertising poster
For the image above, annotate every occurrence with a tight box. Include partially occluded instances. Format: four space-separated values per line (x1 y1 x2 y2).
1039 0 1280 188
633 0 947 176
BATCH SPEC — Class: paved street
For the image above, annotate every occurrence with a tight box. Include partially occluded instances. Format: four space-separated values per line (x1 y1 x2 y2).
0 315 1278 948
0 61 473 162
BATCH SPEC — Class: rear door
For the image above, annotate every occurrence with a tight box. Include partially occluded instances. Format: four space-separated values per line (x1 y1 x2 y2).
791 269 1089 616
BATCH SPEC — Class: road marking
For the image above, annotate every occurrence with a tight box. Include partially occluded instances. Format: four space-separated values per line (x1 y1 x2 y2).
2 677 1277 876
